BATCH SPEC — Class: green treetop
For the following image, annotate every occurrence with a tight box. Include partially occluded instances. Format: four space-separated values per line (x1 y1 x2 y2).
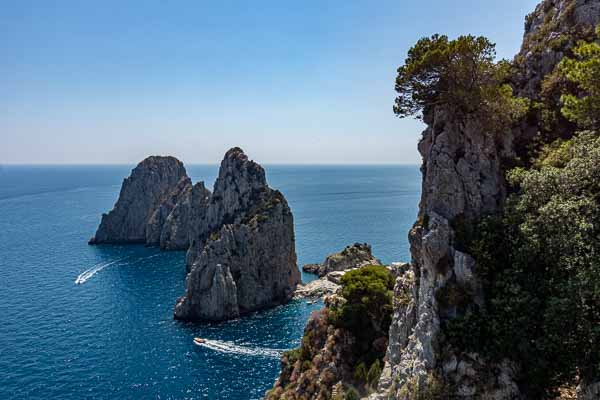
557 26 600 130
394 34 528 132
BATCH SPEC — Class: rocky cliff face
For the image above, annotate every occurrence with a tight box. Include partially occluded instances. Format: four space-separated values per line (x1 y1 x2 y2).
266 307 359 400
185 147 271 270
515 0 600 99
265 1 600 399
159 182 211 251
146 176 192 248
371 105 520 400
302 243 382 277
372 1 600 399
174 148 300 321
89 156 188 244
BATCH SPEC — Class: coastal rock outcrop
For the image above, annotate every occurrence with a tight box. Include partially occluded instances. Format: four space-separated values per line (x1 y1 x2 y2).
515 0 600 99
267 1 600 398
302 243 381 277
372 1 600 399
174 148 300 321
368 104 521 398
265 306 360 400
159 182 211 251
89 156 188 244
146 176 192 248
90 148 300 321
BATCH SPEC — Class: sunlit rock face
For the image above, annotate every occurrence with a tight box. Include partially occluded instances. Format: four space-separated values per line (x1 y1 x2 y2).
174 148 300 321
89 148 300 322
302 242 382 277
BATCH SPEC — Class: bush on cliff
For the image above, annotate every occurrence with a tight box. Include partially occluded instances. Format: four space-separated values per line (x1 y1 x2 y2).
393 34 528 132
445 131 600 398
556 25 600 130
333 265 394 337
329 265 394 376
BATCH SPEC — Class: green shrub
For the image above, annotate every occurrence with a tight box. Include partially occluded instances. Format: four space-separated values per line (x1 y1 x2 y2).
444 132 600 398
394 34 528 133
367 359 382 387
283 348 301 364
556 26 600 130
329 265 395 388
344 388 360 400
353 362 368 382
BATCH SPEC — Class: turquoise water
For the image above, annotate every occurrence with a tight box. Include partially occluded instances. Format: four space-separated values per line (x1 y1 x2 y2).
0 165 420 399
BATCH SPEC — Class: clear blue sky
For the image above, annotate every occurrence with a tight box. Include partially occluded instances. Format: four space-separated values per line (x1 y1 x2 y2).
1 0 540 164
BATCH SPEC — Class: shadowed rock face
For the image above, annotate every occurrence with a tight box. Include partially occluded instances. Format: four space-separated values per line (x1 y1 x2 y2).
174 148 300 321
89 156 188 244
146 176 193 247
159 182 211 251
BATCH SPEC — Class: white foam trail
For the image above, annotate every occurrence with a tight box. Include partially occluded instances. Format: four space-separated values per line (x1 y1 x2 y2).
195 340 285 358
75 258 126 284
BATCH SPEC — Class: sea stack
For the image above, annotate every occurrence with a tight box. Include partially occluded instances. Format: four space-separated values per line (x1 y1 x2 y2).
88 148 300 321
89 156 189 245
174 148 300 321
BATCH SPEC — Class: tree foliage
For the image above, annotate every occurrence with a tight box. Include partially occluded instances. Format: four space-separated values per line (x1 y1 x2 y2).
557 26 600 130
445 132 600 398
393 34 528 132
337 265 394 337
330 265 394 368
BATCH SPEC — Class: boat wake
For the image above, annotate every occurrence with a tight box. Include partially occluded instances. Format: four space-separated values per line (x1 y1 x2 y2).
75 258 126 284
194 339 285 359
75 253 163 285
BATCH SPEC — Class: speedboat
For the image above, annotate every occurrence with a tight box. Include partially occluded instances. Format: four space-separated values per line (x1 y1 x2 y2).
193 337 206 345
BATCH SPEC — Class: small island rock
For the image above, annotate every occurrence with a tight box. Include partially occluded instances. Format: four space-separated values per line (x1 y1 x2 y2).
302 242 381 277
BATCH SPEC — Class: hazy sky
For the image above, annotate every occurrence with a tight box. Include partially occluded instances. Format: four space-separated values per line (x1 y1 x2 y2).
1 0 540 164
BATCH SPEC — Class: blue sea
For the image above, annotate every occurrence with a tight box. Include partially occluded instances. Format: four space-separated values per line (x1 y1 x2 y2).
0 164 420 399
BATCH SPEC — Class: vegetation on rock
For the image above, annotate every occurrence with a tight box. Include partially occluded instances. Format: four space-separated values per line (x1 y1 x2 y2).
265 265 394 399
556 26 600 130
393 34 528 133
444 131 600 398
329 265 394 368
395 15 600 400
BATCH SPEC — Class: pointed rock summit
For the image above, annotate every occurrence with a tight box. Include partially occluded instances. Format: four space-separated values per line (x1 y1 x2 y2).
174 147 300 321
89 156 189 245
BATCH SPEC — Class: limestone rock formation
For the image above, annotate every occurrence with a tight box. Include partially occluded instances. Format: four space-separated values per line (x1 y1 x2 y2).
185 147 271 269
294 278 340 299
302 243 381 277
89 156 188 244
159 182 211 251
89 148 300 322
372 1 600 399
174 148 300 321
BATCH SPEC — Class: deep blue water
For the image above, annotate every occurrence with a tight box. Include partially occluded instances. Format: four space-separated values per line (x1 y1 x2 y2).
0 164 420 399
